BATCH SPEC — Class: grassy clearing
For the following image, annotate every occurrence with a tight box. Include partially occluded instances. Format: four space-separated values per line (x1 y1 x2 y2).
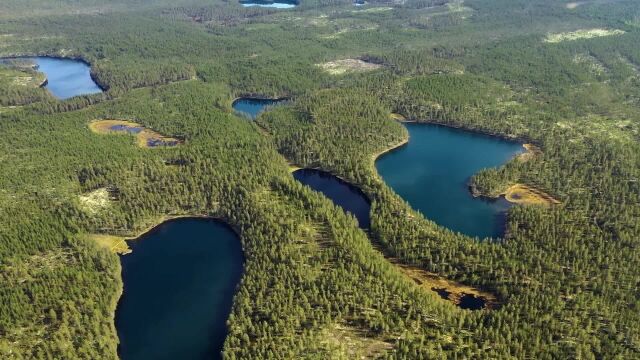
322 323 394 359
501 184 561 206
87 234 130 254
89 119 182 148
318 59 382 75
353 7 393 13
544 28 625 43
390 113 406 121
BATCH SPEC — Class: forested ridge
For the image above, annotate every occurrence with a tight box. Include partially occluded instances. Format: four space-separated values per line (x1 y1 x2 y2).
0 0 639 359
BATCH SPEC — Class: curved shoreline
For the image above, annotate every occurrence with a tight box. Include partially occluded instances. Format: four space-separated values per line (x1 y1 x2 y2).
0 54 109 93
113 215 245 360
390 113 539 148
231 95 289 108
292 168 373 205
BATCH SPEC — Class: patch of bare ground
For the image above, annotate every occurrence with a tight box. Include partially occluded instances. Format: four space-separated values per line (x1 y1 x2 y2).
318 59 382 75
322 322 394 359
78 187 113 214
89 119 183 148
566 1 586 9
518 143 542 162
544 28 625 43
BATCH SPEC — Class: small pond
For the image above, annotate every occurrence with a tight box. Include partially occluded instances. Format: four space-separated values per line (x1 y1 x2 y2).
232 97 286 119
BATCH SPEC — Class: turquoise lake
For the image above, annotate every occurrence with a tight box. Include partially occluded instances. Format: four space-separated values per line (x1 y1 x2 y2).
376 123 523 239
232 97 285 119
115 218 244 360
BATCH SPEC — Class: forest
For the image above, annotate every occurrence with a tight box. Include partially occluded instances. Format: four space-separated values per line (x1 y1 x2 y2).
0 0 639 359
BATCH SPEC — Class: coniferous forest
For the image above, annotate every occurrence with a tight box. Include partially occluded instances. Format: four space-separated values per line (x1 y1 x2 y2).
0 0 639 359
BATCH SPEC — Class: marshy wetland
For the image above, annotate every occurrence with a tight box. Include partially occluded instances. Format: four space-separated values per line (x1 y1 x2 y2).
89 120 182 148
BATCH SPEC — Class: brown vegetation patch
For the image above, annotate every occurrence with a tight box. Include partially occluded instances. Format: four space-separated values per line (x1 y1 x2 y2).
394 263 499 310
89 119 182 148
501 184 560 206
518 143 542 162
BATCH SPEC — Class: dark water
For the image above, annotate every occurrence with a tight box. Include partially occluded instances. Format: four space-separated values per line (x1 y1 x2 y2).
376 123 523 239
28 57 102 99
232 98 285 119
240 0 297 8
458 294 486 310
293 169 371 229
116 218 244 360
110 125 143 134
147 139 180 147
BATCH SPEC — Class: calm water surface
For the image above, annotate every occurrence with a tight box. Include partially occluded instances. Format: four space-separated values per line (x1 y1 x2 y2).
293 169 371 229
31 57 102 99
240 0 297 8
116 218 244 360
376 123 523 239
232 98 285 119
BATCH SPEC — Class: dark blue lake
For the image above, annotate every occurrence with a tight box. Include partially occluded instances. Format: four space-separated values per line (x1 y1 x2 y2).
115 218 244 360
30 57 102 99
232 98 285 119
293 169 371 229
376 123 523 239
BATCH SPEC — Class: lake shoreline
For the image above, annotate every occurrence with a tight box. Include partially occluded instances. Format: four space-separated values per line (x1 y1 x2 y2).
0 54 109 93
114 216 244 360
391 113 539 148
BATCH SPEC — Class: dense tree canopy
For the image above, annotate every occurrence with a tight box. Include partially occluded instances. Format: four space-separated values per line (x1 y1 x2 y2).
0 0 638 359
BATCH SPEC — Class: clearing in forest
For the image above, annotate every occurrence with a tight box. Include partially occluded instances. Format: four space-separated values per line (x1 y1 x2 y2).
322 323 394 359
78 187 111 214
544 28 625 43
89 119 182 148
501 184 560 206
394 262 499 310
318 59 382 75
87 234 131 254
